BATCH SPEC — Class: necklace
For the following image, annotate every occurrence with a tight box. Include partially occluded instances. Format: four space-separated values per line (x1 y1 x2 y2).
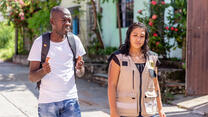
130 53 144 60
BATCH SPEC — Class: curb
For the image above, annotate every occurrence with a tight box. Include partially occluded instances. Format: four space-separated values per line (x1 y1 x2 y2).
167 101 206 116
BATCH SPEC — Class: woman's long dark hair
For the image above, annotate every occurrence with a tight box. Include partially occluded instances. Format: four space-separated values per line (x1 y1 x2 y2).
119 22 149 59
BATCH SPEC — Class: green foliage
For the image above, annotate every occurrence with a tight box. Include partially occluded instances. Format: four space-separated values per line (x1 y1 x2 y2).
87 38 117 55
0 22 14 48
27 0 61 37
102 0 118 3
17 32 29 55
73 0 85 4
166 0 187 48
0 22 15 60
137 0 187 58
137 0 172 58
182 62 186 70
27 9 50 36
0 0 61 54
163 91 175 102
0 0 29 27
169 57 181 61
97 12 103 32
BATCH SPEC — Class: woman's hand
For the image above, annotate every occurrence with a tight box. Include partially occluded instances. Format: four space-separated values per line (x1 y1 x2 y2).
159 110 166 117
110 111 120 117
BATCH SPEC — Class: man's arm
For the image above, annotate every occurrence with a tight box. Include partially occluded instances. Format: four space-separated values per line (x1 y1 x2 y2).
29 61 50 82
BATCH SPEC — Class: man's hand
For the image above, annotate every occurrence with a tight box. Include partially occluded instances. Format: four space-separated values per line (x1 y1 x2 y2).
29 57 51 82
42 57 51 74
75 56 85 77
76 56 84 70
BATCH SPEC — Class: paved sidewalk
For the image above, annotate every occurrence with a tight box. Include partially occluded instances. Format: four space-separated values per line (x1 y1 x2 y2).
0 61 110 117
169 95 208 116
0 61 205 117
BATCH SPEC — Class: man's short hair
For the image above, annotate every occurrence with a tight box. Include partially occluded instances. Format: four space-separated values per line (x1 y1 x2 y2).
50 6 71 19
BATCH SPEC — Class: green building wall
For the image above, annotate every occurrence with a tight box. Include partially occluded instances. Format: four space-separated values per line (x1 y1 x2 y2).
100 0 148 48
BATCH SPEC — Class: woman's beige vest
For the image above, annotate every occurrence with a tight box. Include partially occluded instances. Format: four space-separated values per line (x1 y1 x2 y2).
115 51 158 117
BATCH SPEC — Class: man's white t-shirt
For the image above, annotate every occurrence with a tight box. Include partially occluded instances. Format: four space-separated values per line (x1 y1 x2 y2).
28 34 86 103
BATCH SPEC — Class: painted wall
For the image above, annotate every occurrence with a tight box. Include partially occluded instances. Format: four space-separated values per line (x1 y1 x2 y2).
101 0 182 59
100 0 148 47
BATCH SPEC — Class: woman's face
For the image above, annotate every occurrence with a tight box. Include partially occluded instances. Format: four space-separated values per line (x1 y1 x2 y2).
130 27 146 50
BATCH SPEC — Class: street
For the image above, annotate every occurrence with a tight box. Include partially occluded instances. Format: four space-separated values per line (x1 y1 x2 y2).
0 61 204 117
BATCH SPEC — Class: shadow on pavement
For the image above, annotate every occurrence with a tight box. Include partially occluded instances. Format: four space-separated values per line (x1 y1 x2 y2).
165 111 204 117
0 62 38 98
0 62 111 117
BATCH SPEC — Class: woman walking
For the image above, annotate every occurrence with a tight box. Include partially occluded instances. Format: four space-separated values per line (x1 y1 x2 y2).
108 22 166 117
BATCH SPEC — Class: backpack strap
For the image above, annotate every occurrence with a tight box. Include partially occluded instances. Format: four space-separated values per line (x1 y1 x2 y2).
66 32 77 78
41 32 51 63
37 32 50 90
37 32 77 90
67 32 76 60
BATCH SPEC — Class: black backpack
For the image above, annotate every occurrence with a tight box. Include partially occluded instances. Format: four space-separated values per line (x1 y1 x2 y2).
37 32 77 90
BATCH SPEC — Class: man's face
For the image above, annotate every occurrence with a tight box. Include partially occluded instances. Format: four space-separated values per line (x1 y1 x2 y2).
52 10 72 36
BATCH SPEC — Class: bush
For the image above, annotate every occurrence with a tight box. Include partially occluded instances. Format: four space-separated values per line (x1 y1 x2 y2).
137 1 172 58
0 22 15 60
27 9 51 37
0 22 14 48
87 38 117 55
166 0 187 48
137 0 187 58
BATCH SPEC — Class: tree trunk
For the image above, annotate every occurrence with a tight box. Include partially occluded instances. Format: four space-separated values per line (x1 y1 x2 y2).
15 27 18 55
182 37 186 61
116 2 122 46
23 27 31 51
21 27 26 51
91 0 104 49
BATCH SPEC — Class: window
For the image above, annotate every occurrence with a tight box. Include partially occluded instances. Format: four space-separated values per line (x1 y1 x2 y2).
118 0 134 28
68 6 80 35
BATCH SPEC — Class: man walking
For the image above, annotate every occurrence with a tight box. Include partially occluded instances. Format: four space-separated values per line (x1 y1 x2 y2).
28 6 85 117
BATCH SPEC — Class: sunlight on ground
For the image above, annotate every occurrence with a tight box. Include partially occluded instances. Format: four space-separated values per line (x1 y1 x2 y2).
82 111 110 117
176 95 208 108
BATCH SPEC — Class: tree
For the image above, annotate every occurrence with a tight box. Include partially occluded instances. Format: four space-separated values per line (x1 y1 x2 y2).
166 0 187 60
137 0 187 59
0 0 61 54
137 0 172 58
90 0 104 48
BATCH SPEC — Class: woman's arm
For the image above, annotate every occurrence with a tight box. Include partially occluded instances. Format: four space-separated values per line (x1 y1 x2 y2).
108 60 120 117
153 67 166 117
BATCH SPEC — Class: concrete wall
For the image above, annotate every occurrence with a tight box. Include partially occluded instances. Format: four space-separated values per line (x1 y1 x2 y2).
13 55 29 66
